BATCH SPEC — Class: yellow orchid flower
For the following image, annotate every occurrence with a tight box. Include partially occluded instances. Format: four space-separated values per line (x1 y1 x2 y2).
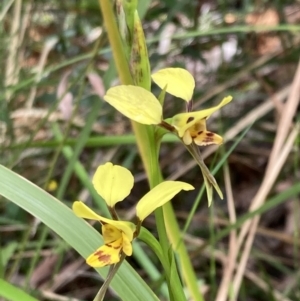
103 68 232 205
73 163 194 267
151 68 232 146
151 68 232 205
171 96 232 146
73 201 136 267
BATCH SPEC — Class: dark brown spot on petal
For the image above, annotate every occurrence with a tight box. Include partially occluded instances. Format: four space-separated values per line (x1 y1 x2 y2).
106 242 121 250
94 250 111 264
206 132 214 137
197 131 203 135
205 138 213 142
105 227 115 234
186 117 194 124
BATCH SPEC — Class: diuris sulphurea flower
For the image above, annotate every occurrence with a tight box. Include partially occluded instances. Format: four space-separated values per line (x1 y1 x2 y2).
73 162 194 267
104 68 232 205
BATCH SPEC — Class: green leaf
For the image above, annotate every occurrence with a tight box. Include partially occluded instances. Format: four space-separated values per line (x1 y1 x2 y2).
1 242 18 268
0 279 39 301
0 165 159 301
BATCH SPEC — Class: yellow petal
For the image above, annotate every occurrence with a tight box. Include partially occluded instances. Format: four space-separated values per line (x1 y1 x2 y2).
182 130 193 145
107 220 135 242
92 162 134 207
104 85 162 124
102 224 122 244
86 243 122 267
73 201 103 220
172 96 232 137
122 232 133 256
72 201 136 241
136 181 194 221
151 68 195 102
193 131 223 146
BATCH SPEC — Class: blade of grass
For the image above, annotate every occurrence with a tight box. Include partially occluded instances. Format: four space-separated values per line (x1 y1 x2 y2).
206 182 300 249
8 134 179 149
0 279 39 301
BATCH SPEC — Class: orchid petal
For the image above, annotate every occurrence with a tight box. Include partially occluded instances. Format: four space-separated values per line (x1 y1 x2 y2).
122 232 133 256
92 162 134 207
72 200 103 220
136 181 194 221
104 85 162 124
152 68 195 102
193 131 223 146
86 242 122 267
182 130 193 145
171 96 232 137
72 201 136 241
102 224 122 244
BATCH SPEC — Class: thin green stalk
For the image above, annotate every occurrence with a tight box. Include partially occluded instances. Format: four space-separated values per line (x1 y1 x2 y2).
93 254 126 301
24 226 49 289
7 135 178 151
98 0 133 85
163 202 203 301
7 226 31 281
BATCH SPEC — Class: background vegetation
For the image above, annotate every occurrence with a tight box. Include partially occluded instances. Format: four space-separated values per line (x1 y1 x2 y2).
1 0 300 300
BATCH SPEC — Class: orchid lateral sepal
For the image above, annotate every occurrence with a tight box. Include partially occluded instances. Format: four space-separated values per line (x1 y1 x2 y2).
104 85 162 125
185 143 223 206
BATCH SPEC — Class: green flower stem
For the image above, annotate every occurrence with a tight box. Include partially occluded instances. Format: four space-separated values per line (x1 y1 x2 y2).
138 227 168 274
98 0 133 85
163 202 204 301
98 1 203 300
139 227 187 301
98 0 155 179
93 254 127 301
